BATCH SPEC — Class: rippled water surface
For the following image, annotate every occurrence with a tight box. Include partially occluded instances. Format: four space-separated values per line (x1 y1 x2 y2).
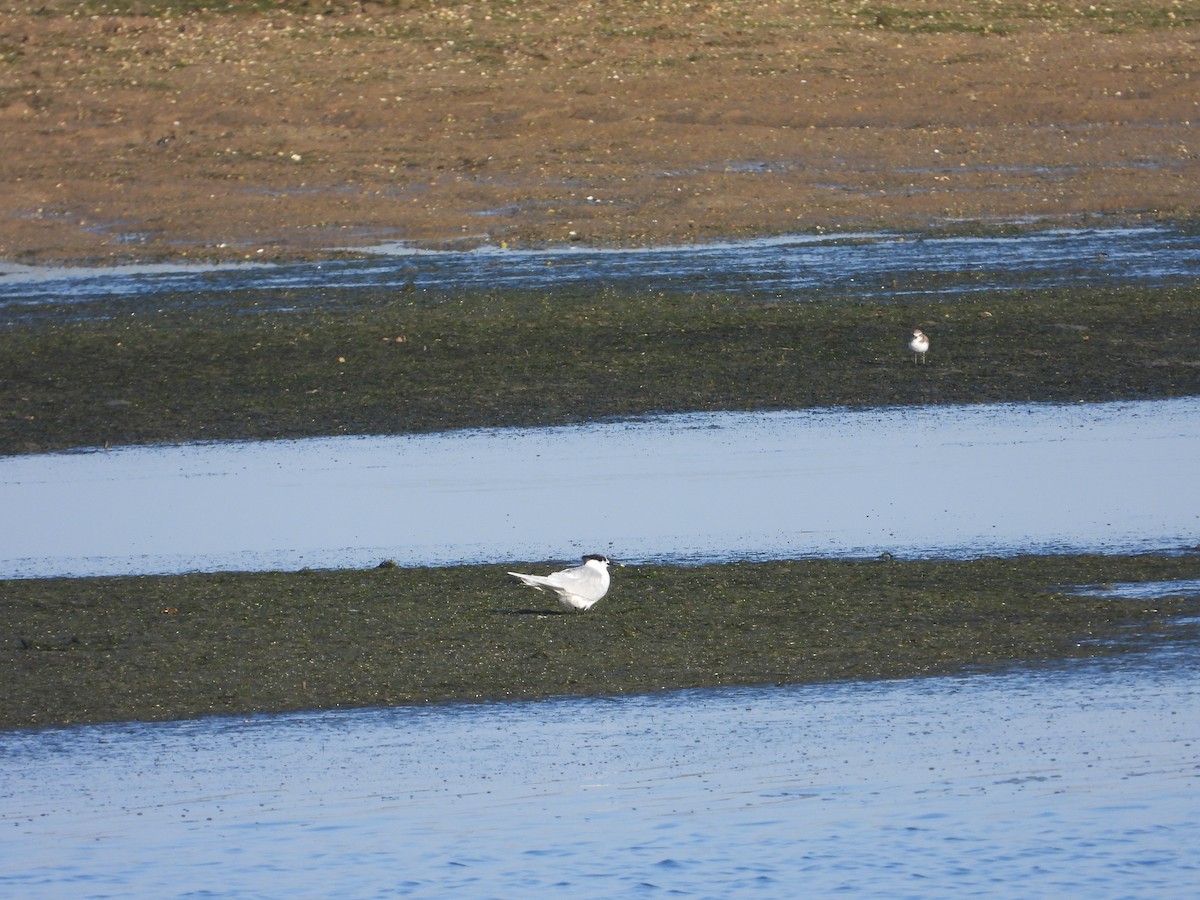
1072 579 1200 600
2 226 1198 319
2 639 1198 899
3 397 1198 578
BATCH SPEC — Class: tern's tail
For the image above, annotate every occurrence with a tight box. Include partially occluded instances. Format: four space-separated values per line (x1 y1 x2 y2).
508 571 551 591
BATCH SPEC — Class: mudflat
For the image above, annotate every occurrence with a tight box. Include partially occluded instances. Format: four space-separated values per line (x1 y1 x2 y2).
3 555 1198 729
6 284 1200 456
4 2 1200 731
1 1 1197 264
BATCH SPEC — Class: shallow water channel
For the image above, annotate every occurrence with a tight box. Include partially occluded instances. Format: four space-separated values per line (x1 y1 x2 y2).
1 226 1198 320
2 397 1198 579
2 636 1198 898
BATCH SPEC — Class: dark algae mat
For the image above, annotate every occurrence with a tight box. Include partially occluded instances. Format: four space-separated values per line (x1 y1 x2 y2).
4 554 1199 729
4 282 1200 455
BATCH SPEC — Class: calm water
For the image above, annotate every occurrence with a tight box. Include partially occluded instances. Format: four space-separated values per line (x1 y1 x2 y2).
2 636 1198 898
2 397 1198 579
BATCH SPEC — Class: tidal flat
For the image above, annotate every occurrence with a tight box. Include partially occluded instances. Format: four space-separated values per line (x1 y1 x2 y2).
4 282 1200 455
3 554 1199 730
4 276 1200 730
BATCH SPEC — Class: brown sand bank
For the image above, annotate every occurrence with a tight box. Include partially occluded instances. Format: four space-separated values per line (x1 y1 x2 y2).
1 1 1197 265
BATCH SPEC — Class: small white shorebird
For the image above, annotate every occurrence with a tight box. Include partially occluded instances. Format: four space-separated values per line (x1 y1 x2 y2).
508 554 617 612
909 328 929 364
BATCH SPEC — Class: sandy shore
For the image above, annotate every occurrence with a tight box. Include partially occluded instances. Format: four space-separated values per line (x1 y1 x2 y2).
1 1 1197 264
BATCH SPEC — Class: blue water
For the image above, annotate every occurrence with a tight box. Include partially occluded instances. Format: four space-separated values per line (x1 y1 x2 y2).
2 636 1197 898
1 226 1197 319
1071 579 1200 600
4 398 1198 579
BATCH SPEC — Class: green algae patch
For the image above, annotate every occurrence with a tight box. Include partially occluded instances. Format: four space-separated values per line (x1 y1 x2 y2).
3 553 1197 729
4 283 1200 455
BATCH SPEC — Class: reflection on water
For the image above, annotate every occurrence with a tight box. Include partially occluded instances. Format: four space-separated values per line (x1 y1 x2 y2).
1071 579 1200 600
2 227 1198 319
2 398 1198 579
2 639 1197 898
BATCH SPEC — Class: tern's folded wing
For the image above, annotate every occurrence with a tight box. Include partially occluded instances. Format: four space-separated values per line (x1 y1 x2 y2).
543 567 592 590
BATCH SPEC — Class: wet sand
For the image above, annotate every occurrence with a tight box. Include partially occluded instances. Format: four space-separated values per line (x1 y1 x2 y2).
1 2 1198 264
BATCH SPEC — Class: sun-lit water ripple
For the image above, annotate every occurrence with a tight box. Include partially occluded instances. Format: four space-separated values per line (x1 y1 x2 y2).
2 640 1197 898
2 226 1197 318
